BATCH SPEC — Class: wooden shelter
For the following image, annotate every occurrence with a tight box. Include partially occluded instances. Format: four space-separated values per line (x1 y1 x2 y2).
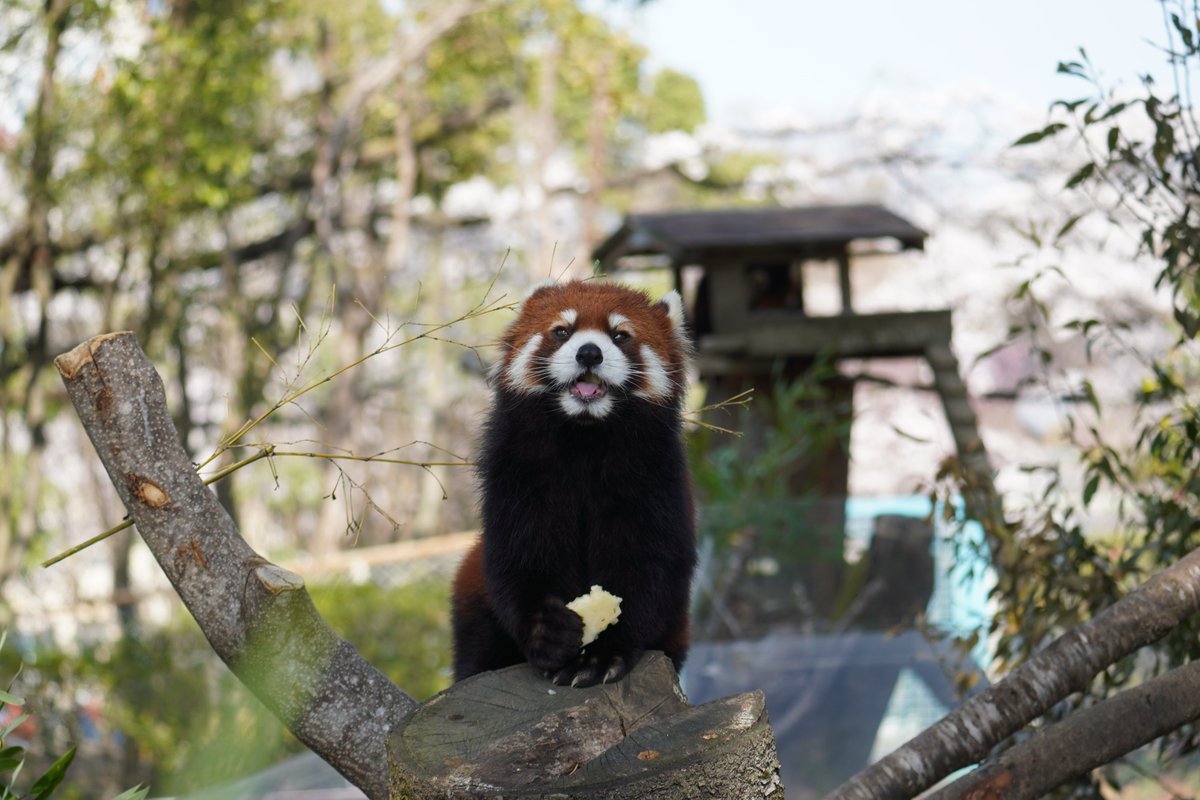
593 205 993 619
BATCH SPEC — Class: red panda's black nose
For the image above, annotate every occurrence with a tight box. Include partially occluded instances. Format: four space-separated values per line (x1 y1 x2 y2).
575 342 603 369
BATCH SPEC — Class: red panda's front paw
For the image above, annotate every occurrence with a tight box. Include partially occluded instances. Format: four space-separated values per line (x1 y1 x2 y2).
551 650 634 688
526 596 584 674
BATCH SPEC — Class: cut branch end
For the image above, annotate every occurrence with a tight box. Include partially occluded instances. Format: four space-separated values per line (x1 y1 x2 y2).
255 563 306 593
53 331 132 379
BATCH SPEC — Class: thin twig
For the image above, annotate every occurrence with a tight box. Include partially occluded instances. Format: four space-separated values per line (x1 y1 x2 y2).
42 448 275 567
197 293 511 471
685 388 754 436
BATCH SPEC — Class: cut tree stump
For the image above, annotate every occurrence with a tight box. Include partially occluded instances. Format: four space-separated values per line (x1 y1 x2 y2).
389 652 783 799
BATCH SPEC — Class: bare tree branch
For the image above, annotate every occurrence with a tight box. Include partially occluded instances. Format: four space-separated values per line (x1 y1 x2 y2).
825 545 1200 800
328 0 483 169
53 332 416 800
927 660 1200 800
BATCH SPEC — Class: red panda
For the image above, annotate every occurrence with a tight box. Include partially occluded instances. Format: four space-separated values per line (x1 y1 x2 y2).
451 280 697 687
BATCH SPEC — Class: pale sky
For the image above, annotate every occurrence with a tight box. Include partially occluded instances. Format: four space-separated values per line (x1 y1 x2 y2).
615 1 1170 124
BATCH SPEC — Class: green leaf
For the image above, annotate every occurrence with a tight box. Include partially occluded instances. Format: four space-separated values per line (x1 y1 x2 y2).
1153 120 1176 171
1173 305 1200 339
1106 126 1120 153
1141 228 1157 254
1096 101 1129 122
0 713 30 742
0 690 24 707
1081 380 1100 415
972 340 1013 366
112 785 151 800
1083 473 1101 507
1065 162 1096 189
1054 212 1086 242
1171 13 1197 52
0 744 25 772
1012 122 1067 146
4 757 24 798
1051 97 1088 113
28 746 75 800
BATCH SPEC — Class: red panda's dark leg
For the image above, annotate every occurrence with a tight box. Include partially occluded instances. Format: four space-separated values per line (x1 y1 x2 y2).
451 540 522 681
661 613 690 673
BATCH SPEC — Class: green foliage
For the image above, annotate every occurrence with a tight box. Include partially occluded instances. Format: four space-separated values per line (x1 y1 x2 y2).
948 2 1200 790
89 622 291 794
540 1 647 148
691 362 849 560
644 69 706 134
309 577 452 701
689 361 852 635
0 631 148 800
93 1 291 217
7 578 449 795
109 789 149 800
378 0 706 198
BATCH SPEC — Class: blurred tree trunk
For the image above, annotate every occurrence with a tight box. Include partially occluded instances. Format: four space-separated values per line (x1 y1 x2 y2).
214 220 251 523
581 50 613 261
314 5 473 549
0 0 69 580
532 37 560 279
411 225 448 536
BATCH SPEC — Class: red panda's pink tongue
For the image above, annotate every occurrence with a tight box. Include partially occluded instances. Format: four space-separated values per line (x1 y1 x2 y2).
571 381 604 399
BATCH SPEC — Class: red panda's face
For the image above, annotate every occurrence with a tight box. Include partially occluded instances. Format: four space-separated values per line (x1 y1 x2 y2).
493 281 690 420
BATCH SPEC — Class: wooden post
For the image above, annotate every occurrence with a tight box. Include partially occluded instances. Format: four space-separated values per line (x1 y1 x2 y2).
837 250 853 315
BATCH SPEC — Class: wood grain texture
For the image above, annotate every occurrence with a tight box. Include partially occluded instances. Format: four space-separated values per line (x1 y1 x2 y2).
389 652 783 799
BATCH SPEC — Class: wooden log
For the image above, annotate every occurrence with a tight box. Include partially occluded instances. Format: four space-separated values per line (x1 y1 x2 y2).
389 652 784 799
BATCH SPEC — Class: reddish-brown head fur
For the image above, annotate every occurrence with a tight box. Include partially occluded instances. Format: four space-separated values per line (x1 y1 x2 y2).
494 281 690 417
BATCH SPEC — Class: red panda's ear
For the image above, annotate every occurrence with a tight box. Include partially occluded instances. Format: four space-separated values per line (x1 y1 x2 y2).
655 290 684 329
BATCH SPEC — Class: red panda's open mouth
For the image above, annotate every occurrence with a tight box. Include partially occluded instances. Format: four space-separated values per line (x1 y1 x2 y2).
569 375 609 401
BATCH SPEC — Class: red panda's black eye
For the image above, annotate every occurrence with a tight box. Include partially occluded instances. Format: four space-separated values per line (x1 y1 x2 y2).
612 330 631 344
552 326 571 341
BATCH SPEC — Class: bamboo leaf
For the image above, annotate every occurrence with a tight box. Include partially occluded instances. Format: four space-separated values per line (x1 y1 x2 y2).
28 746 75 800
1055 213 1086 242
0 744 24 773
0 713 30 742
1013 122 1067 146
1065 161 1096 189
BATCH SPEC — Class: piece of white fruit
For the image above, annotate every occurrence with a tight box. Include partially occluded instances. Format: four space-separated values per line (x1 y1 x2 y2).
566 585 623 646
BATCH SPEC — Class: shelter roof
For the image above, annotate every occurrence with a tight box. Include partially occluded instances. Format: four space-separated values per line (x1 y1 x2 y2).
593 204 927 265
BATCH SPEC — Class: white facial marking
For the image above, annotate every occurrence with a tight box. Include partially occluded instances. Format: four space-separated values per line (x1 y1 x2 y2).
559 392 614 418
504 333 546 393
608 312 631 331
547 329 630 387
559 308 578 327
633 345 673 400
548 327 632 419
